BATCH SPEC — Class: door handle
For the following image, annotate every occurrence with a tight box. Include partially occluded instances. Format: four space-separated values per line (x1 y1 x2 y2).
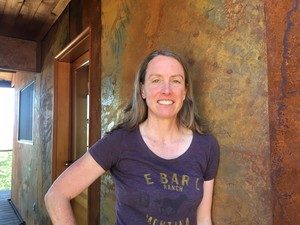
64 161 73 167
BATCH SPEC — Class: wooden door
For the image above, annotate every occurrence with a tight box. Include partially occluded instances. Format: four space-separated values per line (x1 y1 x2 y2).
52 27 100 225
70 52 89 225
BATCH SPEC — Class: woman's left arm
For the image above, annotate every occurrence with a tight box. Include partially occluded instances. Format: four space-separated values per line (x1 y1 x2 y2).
197 179 215 225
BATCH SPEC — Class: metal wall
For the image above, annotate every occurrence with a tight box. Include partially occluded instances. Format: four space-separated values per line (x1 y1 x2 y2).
100 0 272 224
265 0 300 224
9 0 299 224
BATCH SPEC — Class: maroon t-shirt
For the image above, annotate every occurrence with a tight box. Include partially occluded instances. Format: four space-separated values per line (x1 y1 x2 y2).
89 127 220 225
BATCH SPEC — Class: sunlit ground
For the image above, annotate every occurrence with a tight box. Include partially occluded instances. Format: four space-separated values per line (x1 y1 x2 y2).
0 87 14 150
0 87 14 190
0 151 12 190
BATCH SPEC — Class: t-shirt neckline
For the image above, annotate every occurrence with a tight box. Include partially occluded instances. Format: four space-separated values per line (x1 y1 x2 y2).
136 126 195 163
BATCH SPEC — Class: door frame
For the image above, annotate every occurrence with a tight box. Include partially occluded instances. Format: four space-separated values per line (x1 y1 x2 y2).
52 27 101 225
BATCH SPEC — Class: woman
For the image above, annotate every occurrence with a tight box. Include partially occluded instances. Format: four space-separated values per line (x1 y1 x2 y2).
45 50 220 225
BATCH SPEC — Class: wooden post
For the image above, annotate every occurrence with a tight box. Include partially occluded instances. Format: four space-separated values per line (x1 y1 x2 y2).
88 0 101 224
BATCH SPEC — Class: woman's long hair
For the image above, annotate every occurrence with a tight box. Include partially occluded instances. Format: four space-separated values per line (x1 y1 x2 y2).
111 49 206 134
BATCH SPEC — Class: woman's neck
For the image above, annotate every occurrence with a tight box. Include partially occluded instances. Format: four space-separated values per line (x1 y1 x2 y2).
140 117 188 143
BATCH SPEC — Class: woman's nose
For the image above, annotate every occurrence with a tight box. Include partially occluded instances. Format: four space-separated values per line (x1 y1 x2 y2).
161 82 171 94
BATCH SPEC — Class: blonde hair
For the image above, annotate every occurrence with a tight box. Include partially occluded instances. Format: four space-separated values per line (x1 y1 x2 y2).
111 49 206 134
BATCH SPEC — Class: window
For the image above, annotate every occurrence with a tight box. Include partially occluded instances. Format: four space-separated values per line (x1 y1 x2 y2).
18 81 34 142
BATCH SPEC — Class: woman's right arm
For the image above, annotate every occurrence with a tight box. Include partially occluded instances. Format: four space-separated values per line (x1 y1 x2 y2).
44 151 106 225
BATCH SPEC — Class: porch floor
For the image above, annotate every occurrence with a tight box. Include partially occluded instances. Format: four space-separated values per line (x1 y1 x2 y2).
0 190 23 225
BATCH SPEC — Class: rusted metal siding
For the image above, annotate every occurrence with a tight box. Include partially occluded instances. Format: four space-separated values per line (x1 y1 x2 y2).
11 8 70 225
100 0 272 224
265 0 300 224
0 36 37 72
8 1 299 224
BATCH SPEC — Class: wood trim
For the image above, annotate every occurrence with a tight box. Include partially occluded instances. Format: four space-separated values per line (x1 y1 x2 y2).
0 72 14 81
71 51 89 71
53 26 101 225
55 27 90 63
52 61 71 180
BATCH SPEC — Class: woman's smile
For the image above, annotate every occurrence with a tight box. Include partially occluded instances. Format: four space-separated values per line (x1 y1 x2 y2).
157 99 174 105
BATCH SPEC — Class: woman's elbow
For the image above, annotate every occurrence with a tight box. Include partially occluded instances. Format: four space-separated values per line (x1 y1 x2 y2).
44 187 56 208
44 185 68 208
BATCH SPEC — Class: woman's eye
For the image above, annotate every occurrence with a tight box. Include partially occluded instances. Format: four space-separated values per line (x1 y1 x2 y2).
173 79 181 84
152 79 160 83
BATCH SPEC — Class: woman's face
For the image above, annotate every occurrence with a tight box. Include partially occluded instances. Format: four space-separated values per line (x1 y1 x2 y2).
141 55 187 121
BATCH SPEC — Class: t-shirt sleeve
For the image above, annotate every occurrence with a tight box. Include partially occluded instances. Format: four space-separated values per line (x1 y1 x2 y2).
88 131 122 171
203 135 220 181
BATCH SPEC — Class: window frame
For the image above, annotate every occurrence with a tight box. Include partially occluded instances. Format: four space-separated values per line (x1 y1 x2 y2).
17 80 35 144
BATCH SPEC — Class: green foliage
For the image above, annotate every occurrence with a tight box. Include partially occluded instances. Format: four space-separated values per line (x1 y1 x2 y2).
0 151 12 190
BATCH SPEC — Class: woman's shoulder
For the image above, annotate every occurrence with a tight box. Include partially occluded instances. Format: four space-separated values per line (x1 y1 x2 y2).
91 127 137 152
192 132 220 163
194 131 219 146
104 127 137 140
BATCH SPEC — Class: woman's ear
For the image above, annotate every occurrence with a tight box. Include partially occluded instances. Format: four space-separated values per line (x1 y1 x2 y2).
140 83 146 99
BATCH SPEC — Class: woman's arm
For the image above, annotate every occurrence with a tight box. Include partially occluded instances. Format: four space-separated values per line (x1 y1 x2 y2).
44 151 106 225
197 179 215 225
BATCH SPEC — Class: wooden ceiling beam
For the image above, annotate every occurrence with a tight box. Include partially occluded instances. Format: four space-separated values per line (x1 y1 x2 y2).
0 0 24 28
20 0 43 23
0 0 70 41
52 0 71 16
0 1 6 20
36 0 71 40
0 0 24 37
14 0 43 38
28 1 55 30
0 35 38 72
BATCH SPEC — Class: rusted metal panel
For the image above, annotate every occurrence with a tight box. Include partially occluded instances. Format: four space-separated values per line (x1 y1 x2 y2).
100 0 272 224
0 35 37 72
8 1 299 225
265 0 300 224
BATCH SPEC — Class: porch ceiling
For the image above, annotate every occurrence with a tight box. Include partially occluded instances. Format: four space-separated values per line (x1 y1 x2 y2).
0 0 70 41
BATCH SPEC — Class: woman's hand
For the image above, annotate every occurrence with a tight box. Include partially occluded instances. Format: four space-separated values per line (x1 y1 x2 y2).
197 179 215 225
44 152 105 225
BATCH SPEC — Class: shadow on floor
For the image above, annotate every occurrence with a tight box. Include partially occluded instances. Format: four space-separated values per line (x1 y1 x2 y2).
0 190 25 225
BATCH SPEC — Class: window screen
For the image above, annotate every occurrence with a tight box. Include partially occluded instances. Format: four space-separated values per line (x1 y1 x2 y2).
18 81 34 142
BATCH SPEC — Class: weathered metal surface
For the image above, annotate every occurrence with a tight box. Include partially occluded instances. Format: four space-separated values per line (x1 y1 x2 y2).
265 0 300 224
101 0 272 224
11 9 69 225
0 35 37 72
8 0 299 224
